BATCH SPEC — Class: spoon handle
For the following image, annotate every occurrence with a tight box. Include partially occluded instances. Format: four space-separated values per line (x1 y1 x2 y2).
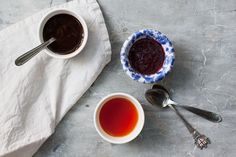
176 105 222 123
15 37 56 66
169 104 210 149
169 104 195 133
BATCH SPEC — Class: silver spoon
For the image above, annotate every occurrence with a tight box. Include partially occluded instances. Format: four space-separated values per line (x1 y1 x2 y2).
145 87 211 149
151 85 222 123
15 37 56 66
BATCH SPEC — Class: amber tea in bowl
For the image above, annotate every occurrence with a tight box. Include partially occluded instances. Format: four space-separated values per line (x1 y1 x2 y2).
99 97 138 137
94 93 145 144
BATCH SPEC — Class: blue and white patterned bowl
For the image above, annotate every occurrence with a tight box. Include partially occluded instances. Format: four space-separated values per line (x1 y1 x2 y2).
120 29 175 83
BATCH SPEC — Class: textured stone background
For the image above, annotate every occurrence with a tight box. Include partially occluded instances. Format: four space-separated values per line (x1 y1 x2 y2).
1 0 236 156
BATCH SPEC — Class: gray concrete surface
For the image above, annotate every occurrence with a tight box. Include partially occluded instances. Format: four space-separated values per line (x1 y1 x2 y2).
1 0 236 156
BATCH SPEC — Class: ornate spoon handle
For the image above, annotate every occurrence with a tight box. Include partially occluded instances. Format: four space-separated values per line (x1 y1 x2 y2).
169 104 211 149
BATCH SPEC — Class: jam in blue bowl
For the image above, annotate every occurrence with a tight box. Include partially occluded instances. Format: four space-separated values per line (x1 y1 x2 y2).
120 29 175 83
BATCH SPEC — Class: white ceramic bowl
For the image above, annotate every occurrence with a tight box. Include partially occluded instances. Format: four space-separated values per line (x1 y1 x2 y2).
39 9 88 59
94 93 145 144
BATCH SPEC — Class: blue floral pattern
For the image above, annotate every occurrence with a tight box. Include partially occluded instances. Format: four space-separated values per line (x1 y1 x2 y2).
120 29 175 83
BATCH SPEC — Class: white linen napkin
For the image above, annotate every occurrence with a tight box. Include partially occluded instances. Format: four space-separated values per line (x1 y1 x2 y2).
0 0 111 156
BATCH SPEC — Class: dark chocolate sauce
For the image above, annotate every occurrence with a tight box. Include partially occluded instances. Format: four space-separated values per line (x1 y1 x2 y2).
128 38 165 75
43 14 84 54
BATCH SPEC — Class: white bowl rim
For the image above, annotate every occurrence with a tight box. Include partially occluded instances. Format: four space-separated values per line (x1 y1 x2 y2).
94 93 145 144
38 8 88 59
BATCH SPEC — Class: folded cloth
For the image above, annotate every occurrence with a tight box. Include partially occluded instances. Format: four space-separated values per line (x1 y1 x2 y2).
0 0 111 156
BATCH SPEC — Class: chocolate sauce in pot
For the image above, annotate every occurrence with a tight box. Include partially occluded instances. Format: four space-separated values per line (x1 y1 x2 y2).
43 14 84 54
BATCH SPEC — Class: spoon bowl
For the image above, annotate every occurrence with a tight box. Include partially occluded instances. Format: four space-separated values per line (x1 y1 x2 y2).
145 89 168 108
